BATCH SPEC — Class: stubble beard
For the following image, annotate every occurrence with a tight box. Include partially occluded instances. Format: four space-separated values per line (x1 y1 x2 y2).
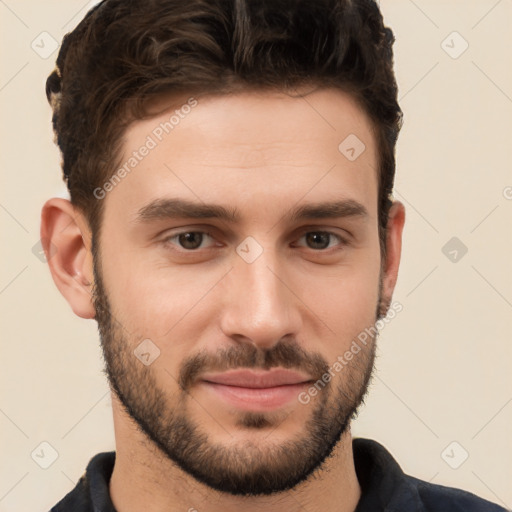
92 250 383 496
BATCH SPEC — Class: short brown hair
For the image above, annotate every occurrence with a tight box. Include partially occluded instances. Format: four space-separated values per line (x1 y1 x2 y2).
46 0 402 249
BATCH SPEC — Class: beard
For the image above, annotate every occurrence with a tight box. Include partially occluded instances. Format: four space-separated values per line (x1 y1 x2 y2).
91 248 383 497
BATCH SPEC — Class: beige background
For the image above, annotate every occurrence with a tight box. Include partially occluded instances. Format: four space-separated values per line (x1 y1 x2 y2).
1 1 511 510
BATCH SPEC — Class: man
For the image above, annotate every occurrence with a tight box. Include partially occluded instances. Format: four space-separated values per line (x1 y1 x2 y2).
41 0 506 511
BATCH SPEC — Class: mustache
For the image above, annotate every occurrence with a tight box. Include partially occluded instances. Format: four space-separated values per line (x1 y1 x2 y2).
178 339 330 391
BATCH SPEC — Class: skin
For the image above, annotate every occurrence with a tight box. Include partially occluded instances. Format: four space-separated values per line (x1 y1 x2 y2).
41 87 405 512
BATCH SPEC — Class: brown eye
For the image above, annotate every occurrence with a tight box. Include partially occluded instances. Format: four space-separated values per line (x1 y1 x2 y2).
163 231 216 251
296 231 346 250
305 232 330 249
178 232 204 249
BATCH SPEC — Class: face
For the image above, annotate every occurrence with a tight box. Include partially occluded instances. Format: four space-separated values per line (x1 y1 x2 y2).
92 88 389 496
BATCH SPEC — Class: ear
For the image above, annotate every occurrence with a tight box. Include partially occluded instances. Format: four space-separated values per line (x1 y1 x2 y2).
381 200 406 303
40 198 96 319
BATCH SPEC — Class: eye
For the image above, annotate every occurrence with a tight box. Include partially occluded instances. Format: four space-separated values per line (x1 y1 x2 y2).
163 231 216 251
295 231 347 250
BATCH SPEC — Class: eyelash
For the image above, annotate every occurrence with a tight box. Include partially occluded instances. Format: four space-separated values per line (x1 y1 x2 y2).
161 229 349 252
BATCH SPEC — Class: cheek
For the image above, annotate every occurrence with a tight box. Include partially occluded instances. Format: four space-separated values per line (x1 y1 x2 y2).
99 238 223 343
295 246 381 343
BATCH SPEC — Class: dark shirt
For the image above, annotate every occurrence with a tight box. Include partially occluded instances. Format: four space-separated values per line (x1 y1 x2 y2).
50 438 507 511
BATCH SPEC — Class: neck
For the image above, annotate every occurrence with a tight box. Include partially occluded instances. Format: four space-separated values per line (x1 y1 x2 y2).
109 394 361 512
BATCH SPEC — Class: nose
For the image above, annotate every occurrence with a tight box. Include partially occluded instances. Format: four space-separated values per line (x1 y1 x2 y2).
219 247 302 351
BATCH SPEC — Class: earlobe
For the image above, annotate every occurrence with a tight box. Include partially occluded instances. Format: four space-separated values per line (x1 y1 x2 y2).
382 200 406 301
40 198 96 319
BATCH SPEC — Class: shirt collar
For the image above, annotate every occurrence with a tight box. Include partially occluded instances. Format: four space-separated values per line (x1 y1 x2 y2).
353 438 424 511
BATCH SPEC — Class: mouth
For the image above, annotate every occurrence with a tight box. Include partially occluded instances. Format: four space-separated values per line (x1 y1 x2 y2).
199 368 314 411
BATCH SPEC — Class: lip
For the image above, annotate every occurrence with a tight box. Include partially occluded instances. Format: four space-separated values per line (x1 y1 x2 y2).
199 368 313 412
200 368 312 388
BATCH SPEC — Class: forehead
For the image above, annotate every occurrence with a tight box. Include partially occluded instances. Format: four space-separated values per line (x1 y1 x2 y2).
103 87 379 227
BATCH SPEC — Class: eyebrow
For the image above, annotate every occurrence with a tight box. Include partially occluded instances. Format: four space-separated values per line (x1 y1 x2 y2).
134 197 368 224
